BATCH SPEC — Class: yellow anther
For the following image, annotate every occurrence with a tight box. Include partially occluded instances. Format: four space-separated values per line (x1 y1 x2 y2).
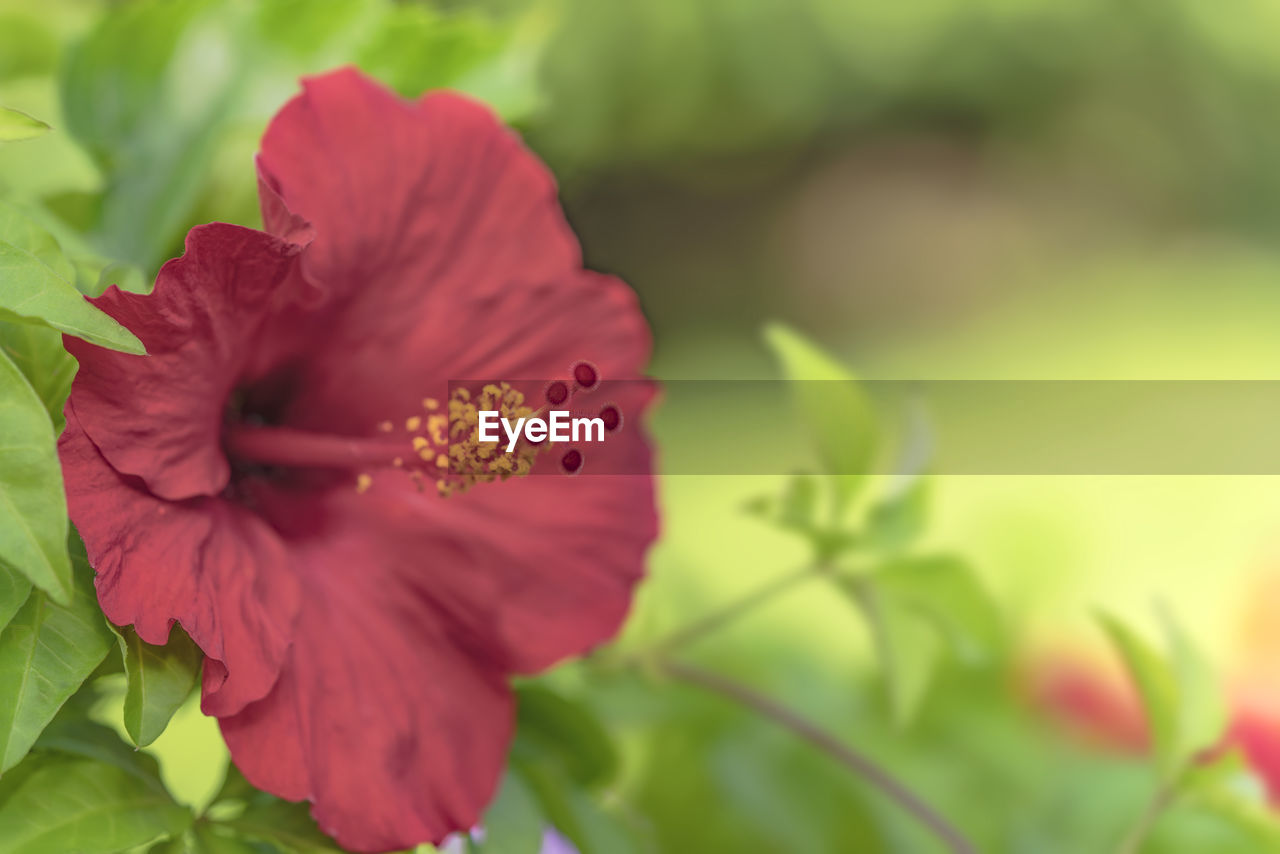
432 383 540 497
423 398 439 410
427 414 449 446
378 420 394 432
355 473 373 494
405 416 422 432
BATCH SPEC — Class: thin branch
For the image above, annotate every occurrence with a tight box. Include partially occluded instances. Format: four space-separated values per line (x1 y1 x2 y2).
1117 785 1175 854
659 658 977 854
630 564 829 661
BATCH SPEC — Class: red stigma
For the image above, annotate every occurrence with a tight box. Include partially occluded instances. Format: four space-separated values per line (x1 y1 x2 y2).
560 448 584 474
571 361 599 391
545 380 570 406
598 404 622 432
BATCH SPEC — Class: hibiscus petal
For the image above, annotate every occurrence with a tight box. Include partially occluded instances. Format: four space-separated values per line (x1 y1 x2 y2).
257 70 650 435
258 67 577 302
59 404 300 716
219 509 512 851
264 402 654 676
397 470 657 674
65 223 308 501
289 264 652 446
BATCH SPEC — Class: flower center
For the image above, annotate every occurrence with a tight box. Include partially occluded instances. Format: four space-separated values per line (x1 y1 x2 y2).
224 384 532 496
438 383 541 496
223 361 616 497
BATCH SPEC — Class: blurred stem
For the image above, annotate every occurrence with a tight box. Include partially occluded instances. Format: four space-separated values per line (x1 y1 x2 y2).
630 563 831 661
1117 784 1176 854
659 658 976 854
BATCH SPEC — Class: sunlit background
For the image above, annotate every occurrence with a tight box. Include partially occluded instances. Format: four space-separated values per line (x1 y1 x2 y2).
7 0 1280 851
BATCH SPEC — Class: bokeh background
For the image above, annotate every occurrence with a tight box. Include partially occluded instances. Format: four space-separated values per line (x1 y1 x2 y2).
6 0 1280 851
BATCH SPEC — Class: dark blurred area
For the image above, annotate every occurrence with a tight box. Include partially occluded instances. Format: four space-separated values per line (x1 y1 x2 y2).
521 0 1280 372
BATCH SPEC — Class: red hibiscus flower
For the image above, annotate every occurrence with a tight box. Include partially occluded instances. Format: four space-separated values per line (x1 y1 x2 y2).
58 68 657 852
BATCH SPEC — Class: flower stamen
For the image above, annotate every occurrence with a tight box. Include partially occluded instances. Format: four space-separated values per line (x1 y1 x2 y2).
225 372 609 498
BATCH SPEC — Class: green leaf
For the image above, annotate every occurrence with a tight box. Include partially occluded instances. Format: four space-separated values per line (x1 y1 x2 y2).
512 684 618 789
0 202 74 281
0 566 29 638
0 746 45 806
0 202 143 353
842 556 1001 725
551 785 642 854
763 323 878 511
744 476 820 530
34 715 173 795
188 824 270 854
0 536 114 772
517 763 642 854
0 106 49 142
117 623 203 748
866 476 931 554
1099 613 1182 781
0 319 75 430
874 555 1003 664
0 756 191 853
1100 610 1228 786
480 771 544 854
250 0 370 57
223 799 344 854
0 346 72 603
743 476 855 559
61 1 241 270
59 0 544 271
1159 607 1229 777
355 4 545 122
777 475 819 532
842 575 939 726
209 760 257 807
208 759 341 852
1177 748 1280 848
93 259 149 296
